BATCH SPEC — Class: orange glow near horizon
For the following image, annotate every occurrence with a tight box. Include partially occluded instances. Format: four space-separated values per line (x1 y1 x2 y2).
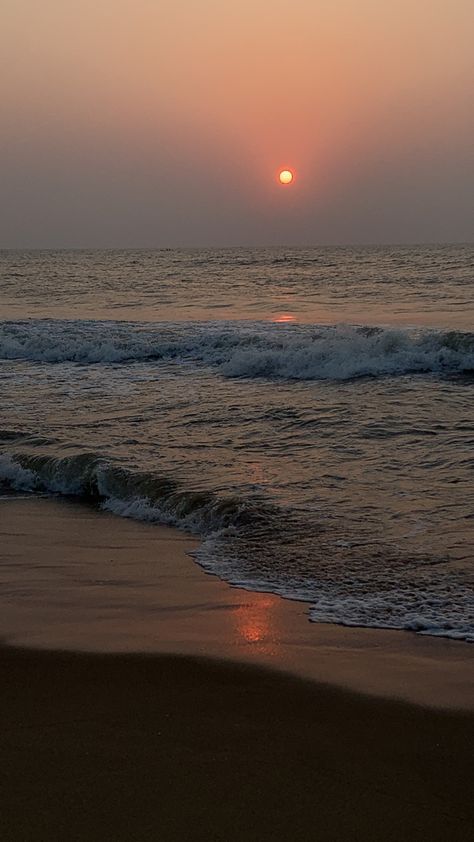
1 1 473 245
272 313 296 323
279 169 294 185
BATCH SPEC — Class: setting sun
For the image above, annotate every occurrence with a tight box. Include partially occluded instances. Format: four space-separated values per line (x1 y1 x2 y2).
279 169 294 185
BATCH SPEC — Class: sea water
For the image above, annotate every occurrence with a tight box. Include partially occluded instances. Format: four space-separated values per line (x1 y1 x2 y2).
1 246 473 640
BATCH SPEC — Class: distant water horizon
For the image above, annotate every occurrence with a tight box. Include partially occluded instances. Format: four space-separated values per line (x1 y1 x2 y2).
2 241 473 254
1 245 473 640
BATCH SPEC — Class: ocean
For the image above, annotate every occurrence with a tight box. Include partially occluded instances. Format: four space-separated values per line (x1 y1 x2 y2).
1 245 473 641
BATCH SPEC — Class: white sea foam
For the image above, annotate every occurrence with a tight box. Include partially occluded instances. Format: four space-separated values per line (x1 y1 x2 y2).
307 590 474 643
194 538 474 644
0 454 40 491
1 320 473 380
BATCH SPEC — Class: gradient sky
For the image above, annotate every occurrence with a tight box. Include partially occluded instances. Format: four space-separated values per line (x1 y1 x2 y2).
1 0 473 246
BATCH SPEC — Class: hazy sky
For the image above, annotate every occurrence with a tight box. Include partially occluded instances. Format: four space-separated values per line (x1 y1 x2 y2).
1 0 473 246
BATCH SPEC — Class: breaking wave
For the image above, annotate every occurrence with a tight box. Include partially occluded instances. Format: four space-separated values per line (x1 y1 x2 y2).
0 451 273 535
1 319 473 381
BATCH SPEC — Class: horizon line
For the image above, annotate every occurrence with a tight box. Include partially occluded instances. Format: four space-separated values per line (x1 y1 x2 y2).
1 240 473 252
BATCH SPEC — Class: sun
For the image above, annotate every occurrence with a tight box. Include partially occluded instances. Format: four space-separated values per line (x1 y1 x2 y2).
278 169 294 185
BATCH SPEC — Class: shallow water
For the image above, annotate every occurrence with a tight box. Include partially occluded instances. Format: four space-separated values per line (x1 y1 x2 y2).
1 246 473 640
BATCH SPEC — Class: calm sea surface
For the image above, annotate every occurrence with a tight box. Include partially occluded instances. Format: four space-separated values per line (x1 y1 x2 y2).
1 246 473 639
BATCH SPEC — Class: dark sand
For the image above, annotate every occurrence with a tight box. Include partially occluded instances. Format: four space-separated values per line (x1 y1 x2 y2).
1 646 474 842
1 498 474 840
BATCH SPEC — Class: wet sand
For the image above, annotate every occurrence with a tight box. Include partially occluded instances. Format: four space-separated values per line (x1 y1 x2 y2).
1 497 473 708
1 498 474 840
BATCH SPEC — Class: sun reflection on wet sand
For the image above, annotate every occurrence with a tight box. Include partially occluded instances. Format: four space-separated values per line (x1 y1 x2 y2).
232 593 283 657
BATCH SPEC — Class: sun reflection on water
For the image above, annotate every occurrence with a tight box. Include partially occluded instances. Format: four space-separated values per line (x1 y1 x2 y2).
271 313 296 323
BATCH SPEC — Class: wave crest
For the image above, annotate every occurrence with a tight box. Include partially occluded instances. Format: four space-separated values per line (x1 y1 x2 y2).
1 320 473 381
0 452 272 535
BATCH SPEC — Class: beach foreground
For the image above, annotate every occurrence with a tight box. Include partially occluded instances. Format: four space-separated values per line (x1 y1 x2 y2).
1 498 473 708
2 646 474 842
1 498 473 840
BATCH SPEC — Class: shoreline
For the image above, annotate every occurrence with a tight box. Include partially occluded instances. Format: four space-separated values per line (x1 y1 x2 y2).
1 496 474 840
0 496 473 710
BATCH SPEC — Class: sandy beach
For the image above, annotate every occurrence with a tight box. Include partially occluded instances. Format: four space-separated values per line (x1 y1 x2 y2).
1 497 473 708
0 497 473 840
2 645 474 842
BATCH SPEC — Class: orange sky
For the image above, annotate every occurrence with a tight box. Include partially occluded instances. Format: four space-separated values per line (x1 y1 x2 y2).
1 0 473 245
